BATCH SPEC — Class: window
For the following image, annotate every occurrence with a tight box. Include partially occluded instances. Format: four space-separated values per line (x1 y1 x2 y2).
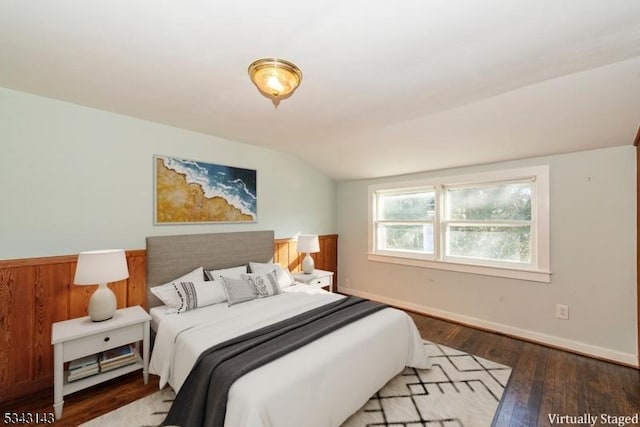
375 188 435 256
369 166 550 282
444 180 533 265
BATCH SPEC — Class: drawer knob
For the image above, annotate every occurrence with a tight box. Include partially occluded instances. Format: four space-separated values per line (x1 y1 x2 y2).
104 336 110 342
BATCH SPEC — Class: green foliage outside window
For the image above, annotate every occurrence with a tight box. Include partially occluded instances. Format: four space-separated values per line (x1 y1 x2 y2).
376 182 533 262
448 226 531 262
378 191 435 253
447 183 532 262
380 192 435 220
380 224 433 253
447 183 531 221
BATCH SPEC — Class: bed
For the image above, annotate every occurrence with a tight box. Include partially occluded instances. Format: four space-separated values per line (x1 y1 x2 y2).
146 230 430 427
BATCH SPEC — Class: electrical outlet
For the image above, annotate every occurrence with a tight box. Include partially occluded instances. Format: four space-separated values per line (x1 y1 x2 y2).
556 304 569 320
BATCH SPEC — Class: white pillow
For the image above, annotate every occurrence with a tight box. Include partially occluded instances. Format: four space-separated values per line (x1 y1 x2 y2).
173 279 226 313
205 265 247 281
150 266 204 311
249 262 294 288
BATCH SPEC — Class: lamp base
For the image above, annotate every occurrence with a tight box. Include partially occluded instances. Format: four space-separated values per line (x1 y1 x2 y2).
302 253 315 274
88 283 117 322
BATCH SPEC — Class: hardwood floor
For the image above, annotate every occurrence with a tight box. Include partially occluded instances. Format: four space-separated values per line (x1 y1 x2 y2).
0 373 160 426
1 312 638 426
408 313 640 426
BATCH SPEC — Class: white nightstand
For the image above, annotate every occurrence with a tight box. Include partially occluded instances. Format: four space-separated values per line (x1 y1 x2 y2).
51 305 151 419
291 269 334 292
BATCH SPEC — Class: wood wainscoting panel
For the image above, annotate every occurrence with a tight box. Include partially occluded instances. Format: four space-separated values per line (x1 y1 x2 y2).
0 265 36 401
0 251 147 403
0 234 338 403
0 261 72 403
126 250 147 307
32 263 70 380
274 234 338 284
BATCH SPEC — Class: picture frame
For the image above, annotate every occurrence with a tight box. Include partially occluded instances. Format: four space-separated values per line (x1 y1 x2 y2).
154 155 257 224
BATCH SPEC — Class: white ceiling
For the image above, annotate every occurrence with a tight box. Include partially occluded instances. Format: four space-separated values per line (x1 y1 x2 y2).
1 0 639 181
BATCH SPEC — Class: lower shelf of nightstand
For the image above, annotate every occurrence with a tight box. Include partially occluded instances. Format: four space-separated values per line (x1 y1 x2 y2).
62 356 143 396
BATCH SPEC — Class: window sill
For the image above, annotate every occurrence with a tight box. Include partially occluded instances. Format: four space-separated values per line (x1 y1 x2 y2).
367 253 551 283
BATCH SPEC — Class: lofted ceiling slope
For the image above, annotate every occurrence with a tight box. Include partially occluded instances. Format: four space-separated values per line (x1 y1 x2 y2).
1 0 639 180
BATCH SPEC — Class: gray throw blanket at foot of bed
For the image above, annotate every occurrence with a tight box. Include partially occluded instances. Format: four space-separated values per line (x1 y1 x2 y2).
162 296 387 427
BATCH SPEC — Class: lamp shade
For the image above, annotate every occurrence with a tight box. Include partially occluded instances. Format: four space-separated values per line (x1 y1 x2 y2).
297 235 320 254
74 249 129 285
74 249 128 322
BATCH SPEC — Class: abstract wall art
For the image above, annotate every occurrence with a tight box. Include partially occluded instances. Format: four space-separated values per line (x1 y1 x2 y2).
154 155 257 224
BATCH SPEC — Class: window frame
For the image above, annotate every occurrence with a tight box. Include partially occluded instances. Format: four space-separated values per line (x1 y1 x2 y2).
368 166 550 283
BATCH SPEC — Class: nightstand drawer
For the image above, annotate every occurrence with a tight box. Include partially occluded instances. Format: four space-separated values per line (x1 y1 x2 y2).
291 269 334 292
308 276 331 287
63 323 143 361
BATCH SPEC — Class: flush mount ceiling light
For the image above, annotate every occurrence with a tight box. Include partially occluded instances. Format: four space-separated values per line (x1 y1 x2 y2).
248 58 302 107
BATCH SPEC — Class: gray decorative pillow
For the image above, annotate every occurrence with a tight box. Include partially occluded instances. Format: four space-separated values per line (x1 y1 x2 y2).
243 270 281 298
221 276 257 306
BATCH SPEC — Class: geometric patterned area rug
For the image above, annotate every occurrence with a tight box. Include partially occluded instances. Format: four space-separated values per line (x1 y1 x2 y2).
80 341 511 427
342 342 512 427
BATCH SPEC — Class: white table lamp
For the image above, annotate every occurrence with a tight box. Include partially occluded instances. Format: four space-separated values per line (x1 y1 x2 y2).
74 249 129 322
297 234 320 274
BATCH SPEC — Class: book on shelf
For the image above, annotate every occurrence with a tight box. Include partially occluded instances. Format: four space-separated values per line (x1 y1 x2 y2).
68 366 99 382
100 344 134 363
100 356 137 372
68 354 99 371
99 344 137 371
67 353 99 382
100 352 136 368
69 363 99 375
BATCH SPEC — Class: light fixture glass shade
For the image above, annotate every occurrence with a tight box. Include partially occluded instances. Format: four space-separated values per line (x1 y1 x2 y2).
74 249 129 322
297 235 320 274
248 58 302 105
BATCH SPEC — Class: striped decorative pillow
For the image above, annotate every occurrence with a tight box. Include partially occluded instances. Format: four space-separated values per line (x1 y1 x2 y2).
172 280 227 313
248 262 295 288
150 266 205 312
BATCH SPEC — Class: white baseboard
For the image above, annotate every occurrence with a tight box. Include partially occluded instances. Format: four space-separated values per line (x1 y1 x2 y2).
340 286 639 368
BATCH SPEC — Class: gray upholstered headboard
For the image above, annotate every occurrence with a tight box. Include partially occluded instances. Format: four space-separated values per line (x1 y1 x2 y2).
146 230 275 308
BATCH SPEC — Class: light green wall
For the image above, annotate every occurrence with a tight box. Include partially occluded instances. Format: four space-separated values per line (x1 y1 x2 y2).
2 87 636 364
0 88 336 259
337 146 637 365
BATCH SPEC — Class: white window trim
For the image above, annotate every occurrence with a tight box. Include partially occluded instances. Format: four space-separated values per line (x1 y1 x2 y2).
368 166 551 283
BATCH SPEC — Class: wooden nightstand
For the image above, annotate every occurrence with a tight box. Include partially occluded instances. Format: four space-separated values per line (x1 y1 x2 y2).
51 305 151 419
291 269 334 292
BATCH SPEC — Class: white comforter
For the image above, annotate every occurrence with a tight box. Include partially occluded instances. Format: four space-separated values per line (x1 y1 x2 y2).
149 285 430 427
